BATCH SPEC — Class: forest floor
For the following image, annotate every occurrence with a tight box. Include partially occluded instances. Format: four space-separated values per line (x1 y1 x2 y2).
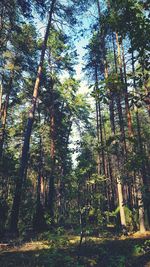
0 231 150 267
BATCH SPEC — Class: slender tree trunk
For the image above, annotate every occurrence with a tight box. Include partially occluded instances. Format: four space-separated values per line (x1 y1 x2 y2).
0 71 14 160
131 48 148 231
97 101 105 175
94 66 101 176
95 62 108 208
106 56 127 226
37 138 42 207
121 42 133 137
115 33 127 153
48 85 56 225
116 94 127 153
105 46 127 226
110 34 117 134
96 101 101 175
48 145 55 225
94 74 107 209
113 34 127 227
0 75 3 116
109 113 127 227
97 0 126 226
33 134 46 232
109 92 116 135
121 41 134 211
95 0 106 176
134 84 148 186
58 115 72 223
0 2 4 45
96 0 101 18
103 119 115 211
104 61 115 200
117 176 126 227
65 115 72 151
10 0 56 233
137 173 146 233
97 0 107 175
136 108 149 230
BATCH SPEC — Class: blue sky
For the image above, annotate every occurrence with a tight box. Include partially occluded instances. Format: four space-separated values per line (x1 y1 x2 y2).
34 2 97 89
34 4 97 165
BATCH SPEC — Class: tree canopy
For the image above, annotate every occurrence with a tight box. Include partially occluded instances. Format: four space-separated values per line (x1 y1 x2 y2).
0 1 150 266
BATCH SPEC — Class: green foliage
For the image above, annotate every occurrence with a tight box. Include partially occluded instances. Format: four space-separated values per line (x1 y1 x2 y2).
0 0 150 246
44 213 52 226
109 255 126 267
112 206 134 230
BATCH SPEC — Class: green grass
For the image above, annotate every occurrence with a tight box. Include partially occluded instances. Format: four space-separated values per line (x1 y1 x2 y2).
0 233 150 267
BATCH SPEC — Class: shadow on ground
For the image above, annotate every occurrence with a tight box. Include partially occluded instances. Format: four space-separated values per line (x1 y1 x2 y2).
0 236 150 267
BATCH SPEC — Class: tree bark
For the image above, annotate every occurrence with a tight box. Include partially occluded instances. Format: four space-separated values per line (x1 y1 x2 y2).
58 115 72 223
0 74 3 117
117 176 126 227
96 0 106 175
97 0 127 227
131 48 148 231
94 66 101 176
115 33 127 154
10 0 56 233
33 133 46 232
0 70 14 160
137 174 146 233
48 84 56 225
121 42 133 137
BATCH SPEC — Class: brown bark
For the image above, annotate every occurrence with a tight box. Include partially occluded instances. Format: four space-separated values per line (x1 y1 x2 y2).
94 66 101 176
131 48 148 230
106 40 127 227
0 75 3 117
136 108 149 229
109 107 127 227
97 0 127 226
137 174 146 233
33 133 46 232
96 0 106 176
48 83 56 225
121 42 133 137
117 176 126 227
58 115 72 223
95 0 115 215
97 101 105 175
95 65 107 209
121 41 134 211
113 34 127 227
103 118 115 211
0 70 14 160
115 33 127 154
0 1 4 46
10 0 56 233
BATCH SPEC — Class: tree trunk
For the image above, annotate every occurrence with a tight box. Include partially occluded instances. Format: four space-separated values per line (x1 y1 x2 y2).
137 174 146 233
121 42 133 137
10 0 56 233
0 74 3 117
97 101 105 175
115 32 127 154
95 0 106 175
103 119 115 211
48 85 56 225
58 115 72 223
97 0 127 227
33 135 46 232
131 47 148 230
117 177 126 227
0 71 14 160
94 65 101 176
